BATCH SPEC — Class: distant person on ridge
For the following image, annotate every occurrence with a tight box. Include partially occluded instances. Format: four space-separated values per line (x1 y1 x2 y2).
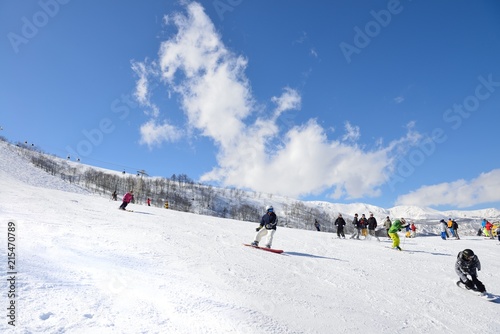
251 205 278 248
388 218 408 251
119 190 134 210
314 219 321 231
334 214 346 239
111 190 118 201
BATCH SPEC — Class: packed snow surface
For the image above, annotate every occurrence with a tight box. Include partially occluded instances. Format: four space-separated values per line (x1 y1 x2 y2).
0 143 499 333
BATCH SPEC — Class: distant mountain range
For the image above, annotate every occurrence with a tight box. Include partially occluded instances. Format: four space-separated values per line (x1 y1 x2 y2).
307 201 500 221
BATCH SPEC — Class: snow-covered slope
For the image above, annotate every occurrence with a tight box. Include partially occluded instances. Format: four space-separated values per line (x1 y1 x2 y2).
0 142 89 195
3 140 499 223
1 140 500 333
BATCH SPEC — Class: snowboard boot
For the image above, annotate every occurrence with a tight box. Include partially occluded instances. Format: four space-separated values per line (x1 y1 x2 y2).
265 244 271 248
251 241 259 247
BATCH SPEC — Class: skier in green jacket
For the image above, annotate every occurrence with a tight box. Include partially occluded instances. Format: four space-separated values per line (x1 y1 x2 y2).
388 218 408 251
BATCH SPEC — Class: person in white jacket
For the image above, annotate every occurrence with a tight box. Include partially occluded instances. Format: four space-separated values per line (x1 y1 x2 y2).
439 219 447 240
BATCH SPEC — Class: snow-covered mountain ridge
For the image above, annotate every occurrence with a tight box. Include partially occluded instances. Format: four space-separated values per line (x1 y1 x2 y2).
1 139 499 223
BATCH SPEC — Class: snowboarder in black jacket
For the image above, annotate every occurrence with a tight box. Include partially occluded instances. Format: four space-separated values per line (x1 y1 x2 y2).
455 249 486 293
251 205 277 248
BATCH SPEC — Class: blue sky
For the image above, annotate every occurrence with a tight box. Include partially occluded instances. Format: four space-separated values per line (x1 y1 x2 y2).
1 0 500 210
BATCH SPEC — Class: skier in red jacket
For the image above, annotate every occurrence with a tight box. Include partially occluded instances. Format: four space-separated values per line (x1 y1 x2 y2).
119 191 134 210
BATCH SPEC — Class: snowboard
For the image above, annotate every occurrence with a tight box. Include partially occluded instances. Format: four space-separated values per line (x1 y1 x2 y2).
456 281 500 302
243 244 283 254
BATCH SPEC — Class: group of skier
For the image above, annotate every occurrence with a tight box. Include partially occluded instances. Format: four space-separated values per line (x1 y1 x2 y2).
439 218 461 240
251 208 415 250
115 195 492 296
480 218 498 239
248 205 490 296
115 195 494 296
348 213 380 241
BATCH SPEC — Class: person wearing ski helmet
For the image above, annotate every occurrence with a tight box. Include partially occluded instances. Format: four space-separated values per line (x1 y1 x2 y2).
388 218 408 250
455 249 486 293
251 205 278 248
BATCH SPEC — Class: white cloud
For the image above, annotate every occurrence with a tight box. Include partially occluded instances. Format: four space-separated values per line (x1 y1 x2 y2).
139 119 183 148
202 117 419 199
132 60 162 119
271 87 301 117
136 1 424 200
157 2 252 147
396 169 500 208
342 121 360 142
132 61 149 106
